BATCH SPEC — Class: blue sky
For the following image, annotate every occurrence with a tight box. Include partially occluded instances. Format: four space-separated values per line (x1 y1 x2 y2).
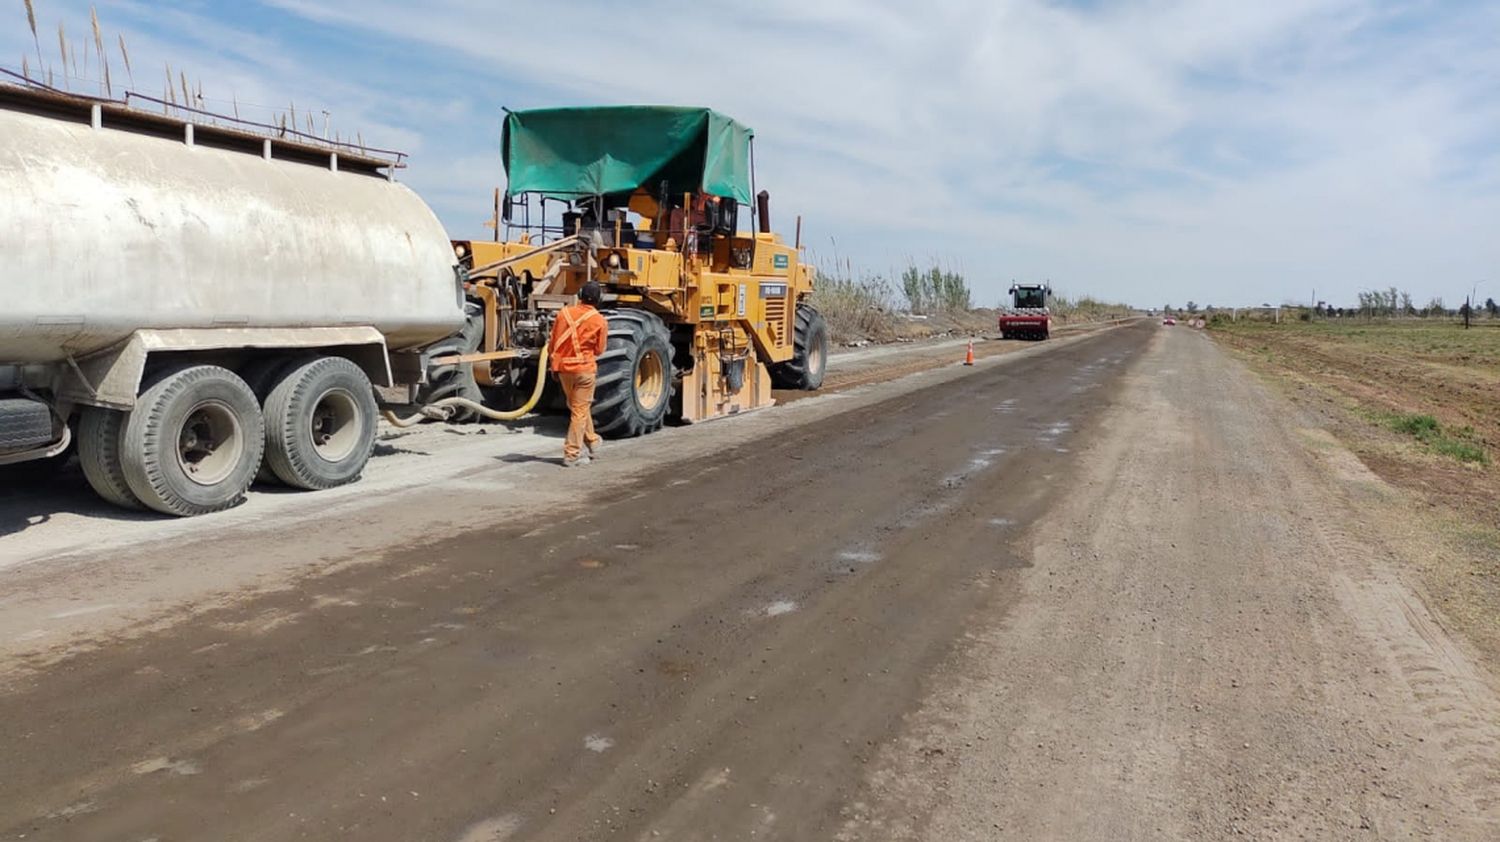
6 0 1499 308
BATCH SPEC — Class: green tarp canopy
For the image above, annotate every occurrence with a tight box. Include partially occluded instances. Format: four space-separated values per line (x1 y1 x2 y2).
501 106 754 204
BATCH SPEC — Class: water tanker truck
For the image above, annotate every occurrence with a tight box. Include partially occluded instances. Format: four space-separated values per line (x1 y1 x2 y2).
0 82 464 516
1 86 824 518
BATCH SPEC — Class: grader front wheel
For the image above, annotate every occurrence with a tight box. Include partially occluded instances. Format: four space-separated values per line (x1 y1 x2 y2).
770 304 829 390
593 310 674 438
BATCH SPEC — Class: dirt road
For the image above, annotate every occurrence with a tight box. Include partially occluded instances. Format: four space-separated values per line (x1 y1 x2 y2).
841 327 1500 840
3 323 1499 840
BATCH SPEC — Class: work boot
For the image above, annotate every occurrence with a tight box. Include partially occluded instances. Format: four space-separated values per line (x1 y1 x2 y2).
586 439 601 460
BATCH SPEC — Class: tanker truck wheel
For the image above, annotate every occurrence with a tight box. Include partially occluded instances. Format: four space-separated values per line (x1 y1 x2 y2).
120 365 265 517
593 310 673 438
263 356 379 490
239 355 310 486
415 301 485 423
78 407 142 510
769 304 829 390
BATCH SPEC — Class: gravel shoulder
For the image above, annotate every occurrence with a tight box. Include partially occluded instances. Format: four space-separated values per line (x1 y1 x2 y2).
839 326 1500 840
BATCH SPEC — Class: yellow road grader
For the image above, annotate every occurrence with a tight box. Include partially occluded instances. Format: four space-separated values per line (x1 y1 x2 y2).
416 106 828 435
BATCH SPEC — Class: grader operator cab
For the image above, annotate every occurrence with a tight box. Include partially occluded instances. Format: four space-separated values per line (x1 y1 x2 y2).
999 282 1053 341
424 106 827 436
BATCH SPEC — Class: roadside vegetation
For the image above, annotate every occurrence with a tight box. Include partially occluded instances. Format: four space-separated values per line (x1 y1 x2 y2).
810 259 990 345
1051 294 1132 323
1378 411 1489 465
809 268 901 344
1211 316 1497 515
810 258 1131 345
900 265 972 312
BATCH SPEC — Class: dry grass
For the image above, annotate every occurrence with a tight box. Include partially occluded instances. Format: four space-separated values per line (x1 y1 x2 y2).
810 275 1001 346
809 273 899 344
1051 294 1132 324
1213 319 1499 455
812 270 1130 346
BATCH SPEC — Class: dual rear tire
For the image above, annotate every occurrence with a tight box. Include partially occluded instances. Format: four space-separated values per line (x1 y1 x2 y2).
78 356 377 517
118 365 266 517
413 301 489 423
262 357 378 491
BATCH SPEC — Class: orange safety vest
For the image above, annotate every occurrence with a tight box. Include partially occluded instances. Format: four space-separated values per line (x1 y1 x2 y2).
548 304 608 374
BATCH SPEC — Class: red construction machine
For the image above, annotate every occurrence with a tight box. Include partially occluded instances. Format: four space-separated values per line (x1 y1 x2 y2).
998 283 1052 340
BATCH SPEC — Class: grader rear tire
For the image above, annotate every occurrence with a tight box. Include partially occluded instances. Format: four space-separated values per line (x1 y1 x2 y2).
415 301 486 423
593 310 673 438
769 304 829 390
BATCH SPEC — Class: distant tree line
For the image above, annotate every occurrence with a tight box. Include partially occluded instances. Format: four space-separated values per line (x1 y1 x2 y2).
1320 288 1499 319
1189 291 1499 322
901 264 972 313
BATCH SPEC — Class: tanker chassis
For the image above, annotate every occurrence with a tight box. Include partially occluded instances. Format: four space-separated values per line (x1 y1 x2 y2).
0 83 464 516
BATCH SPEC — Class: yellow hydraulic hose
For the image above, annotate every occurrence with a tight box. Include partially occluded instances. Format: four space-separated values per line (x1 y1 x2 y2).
382 344 550 427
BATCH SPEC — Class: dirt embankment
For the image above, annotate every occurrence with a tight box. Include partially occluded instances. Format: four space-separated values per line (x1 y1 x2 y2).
826 308 997 347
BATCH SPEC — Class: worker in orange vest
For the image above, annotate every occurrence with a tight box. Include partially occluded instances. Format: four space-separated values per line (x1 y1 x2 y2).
548 280 609 466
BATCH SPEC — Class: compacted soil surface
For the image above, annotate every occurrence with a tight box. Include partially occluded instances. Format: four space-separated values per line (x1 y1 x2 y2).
3 323 1497 840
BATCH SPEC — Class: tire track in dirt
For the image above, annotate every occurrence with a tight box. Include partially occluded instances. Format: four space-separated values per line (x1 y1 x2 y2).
1319 516 1500 826
838 327 1500 841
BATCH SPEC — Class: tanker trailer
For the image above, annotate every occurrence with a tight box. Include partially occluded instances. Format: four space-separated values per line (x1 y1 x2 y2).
0 82 464 516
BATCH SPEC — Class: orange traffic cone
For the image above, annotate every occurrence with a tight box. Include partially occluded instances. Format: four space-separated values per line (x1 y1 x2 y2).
963 338 975 366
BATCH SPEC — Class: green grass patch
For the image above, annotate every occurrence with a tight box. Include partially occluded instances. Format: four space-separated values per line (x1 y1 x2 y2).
1433 438 1489 464
1381 412 1490 464
1389 413 1440 437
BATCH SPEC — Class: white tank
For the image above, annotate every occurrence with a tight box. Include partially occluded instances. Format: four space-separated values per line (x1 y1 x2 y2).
0 90 463 363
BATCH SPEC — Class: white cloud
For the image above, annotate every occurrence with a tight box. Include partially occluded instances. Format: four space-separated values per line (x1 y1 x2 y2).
6 0 1499 307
